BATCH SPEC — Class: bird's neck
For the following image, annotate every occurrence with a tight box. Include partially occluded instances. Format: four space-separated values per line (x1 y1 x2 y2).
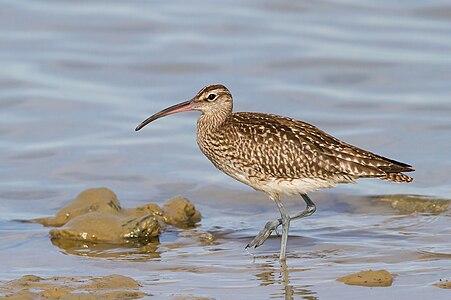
197 110 231 138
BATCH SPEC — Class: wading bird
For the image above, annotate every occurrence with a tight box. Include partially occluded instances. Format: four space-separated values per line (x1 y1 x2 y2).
135 84 414 261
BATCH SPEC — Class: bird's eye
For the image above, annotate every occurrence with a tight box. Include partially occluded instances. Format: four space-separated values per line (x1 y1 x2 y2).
207 94 216 101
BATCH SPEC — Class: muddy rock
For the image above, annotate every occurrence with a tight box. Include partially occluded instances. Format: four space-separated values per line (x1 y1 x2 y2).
163 196 202 227
434 279 451 289
32 188 122 227
31 188 201 244
337 269 393 287
49 212 161 243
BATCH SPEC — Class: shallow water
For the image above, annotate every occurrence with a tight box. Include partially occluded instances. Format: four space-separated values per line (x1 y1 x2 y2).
1 0 450 299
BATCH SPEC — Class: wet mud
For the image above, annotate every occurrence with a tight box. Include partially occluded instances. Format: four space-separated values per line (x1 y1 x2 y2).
0 274 145 299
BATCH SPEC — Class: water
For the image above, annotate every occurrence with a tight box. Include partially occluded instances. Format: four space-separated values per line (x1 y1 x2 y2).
1 0 450 299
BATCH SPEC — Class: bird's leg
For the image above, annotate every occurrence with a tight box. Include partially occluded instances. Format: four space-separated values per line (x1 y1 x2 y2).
274 197 290 261
289 193 316 221
245 194 316 251
246 195 290 261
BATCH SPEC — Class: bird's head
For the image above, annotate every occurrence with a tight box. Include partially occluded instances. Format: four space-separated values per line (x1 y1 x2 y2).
135 84 233 131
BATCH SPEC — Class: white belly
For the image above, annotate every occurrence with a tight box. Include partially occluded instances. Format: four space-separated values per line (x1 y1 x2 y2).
223 166 352 198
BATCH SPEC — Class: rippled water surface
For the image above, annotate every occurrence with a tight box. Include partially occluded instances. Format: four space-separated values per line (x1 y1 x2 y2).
1 1 450 299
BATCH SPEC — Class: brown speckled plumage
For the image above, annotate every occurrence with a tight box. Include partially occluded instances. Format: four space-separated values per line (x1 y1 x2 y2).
193 85 413 199
136 83 414 261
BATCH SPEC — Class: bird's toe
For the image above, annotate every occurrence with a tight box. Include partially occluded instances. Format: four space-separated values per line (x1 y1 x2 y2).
247 219 281 249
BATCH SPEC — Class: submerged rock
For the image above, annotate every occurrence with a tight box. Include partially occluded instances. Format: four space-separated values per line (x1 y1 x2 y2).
31 188 201 244
376 194 450 214
337 269 393 287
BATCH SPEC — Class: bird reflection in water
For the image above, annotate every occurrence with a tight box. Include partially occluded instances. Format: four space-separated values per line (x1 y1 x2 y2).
254 261 318 300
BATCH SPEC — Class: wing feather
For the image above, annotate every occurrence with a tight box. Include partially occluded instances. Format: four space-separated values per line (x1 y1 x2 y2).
227 112 413 182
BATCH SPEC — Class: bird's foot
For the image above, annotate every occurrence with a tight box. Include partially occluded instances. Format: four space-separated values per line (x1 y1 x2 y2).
246 219 281 249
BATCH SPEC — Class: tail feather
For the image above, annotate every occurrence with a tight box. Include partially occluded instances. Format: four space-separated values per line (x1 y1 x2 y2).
381 172 413 183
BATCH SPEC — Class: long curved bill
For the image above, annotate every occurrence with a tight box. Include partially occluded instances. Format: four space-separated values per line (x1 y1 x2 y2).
135 99 196 131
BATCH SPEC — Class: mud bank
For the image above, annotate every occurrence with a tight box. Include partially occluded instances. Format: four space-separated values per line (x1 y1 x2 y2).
0 274 145 299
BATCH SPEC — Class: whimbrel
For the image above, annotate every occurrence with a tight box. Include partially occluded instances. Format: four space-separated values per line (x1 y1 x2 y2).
135 84 414 261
